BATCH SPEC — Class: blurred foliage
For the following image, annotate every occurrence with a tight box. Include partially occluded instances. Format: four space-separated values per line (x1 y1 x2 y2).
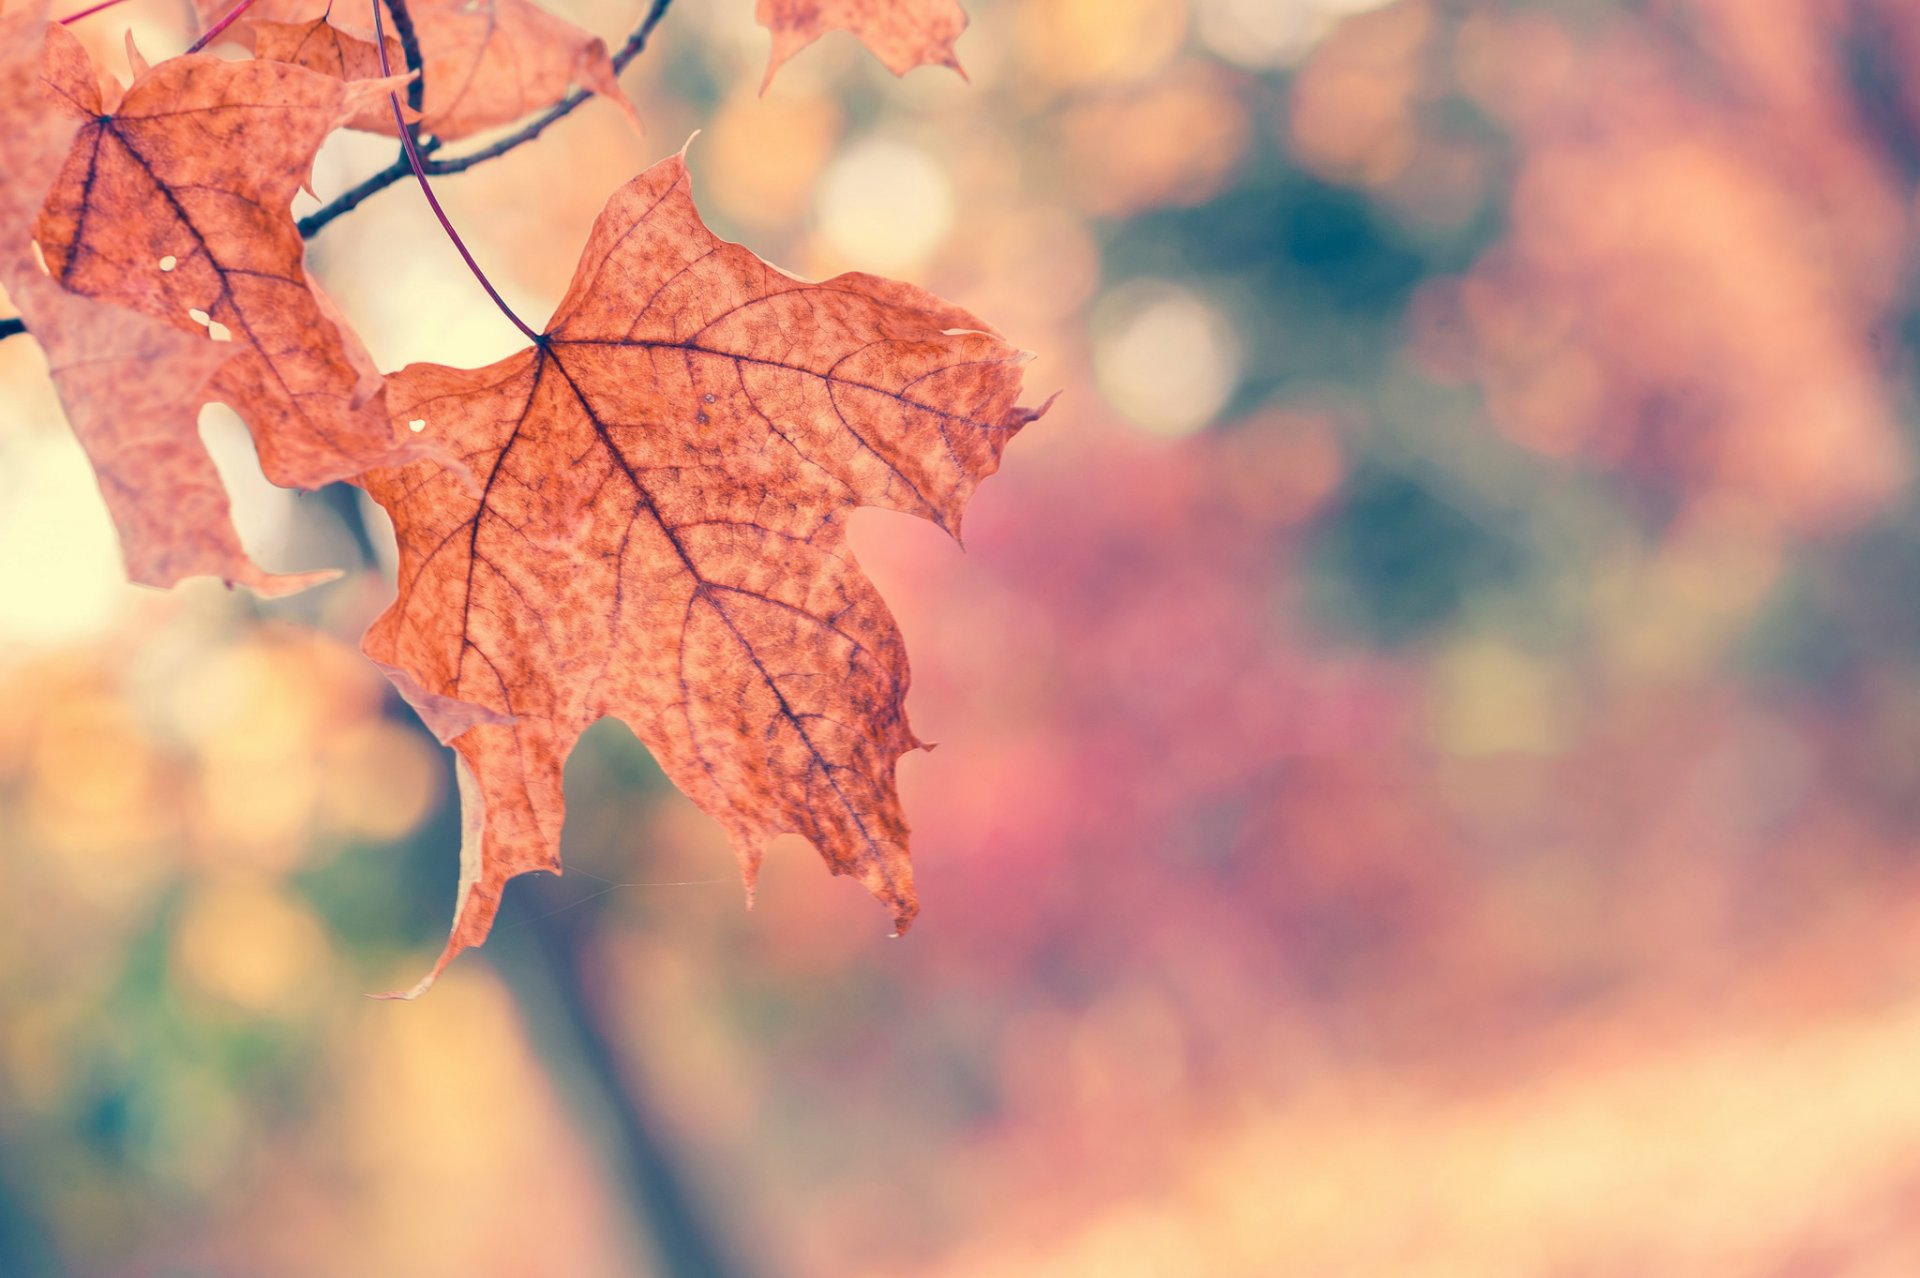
12 0 1920 1274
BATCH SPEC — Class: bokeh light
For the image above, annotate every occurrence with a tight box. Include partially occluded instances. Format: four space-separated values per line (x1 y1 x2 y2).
1092 280 1240 436
1194 0 1400 69
0 427 128 646
814 137 954 275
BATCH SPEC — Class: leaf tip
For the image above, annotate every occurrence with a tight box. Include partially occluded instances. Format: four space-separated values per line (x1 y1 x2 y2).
369 955 456 1001
121 29 147 79
733 832 764 914
240 565 344 598
756 48 788 97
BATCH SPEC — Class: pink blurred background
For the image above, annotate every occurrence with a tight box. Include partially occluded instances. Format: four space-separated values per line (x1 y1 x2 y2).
11 0 1920 1274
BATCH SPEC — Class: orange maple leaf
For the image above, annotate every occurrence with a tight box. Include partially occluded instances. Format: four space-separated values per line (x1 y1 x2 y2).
360 151 1045 996
216 0 635 142
758 0 968 90
0 14 333 593
30 34 421 491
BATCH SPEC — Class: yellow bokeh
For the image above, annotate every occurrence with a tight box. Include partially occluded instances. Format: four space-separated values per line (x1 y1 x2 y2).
171 880 334 1014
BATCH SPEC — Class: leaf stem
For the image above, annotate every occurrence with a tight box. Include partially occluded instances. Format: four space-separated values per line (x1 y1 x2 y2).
56 0 131 25
372 0 541 342
184 0 259 54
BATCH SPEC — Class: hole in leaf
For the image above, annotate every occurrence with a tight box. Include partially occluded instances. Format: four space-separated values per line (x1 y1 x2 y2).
159 255 177 272
207 321 233 343
408 419 427 433
188 308 211 326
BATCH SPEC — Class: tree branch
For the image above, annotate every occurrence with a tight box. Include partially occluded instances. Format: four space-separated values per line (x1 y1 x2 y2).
294 152 419 239
0 318 24 342
496 874 758 1278
383 0 428 118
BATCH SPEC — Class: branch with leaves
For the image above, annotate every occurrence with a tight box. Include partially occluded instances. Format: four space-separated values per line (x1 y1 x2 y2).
0 0 1044 996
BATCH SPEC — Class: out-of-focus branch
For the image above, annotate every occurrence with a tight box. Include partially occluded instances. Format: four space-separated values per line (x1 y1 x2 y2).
0 317 24 342
495 876 759 1278
56 0 131 25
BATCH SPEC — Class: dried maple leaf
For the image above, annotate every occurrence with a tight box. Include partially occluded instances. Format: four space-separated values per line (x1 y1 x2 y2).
0 14 331 593
758 0 967 90
213 0 635 142
246 16 408 134
31 35 418 491
360 152 1045 995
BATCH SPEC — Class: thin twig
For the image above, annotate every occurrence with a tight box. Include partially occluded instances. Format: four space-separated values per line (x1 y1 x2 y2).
294 153 419 238
0 318 25 342
184 0 259 54
424 0 670 175
372 0 541 342
56 0 131 25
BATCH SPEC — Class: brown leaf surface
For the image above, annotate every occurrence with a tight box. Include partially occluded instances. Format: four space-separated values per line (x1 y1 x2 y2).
758 0 967 89
360 152 1044 995
0 13 330 593
216 0 635 141
247 16 407 134
31 39 417 490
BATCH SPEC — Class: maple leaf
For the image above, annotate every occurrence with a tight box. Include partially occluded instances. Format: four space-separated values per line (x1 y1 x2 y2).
214 0 636 142
359 151 1045 995
758 0 968 90
246 16 408 134
30 34 421 491
0 13 332 593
